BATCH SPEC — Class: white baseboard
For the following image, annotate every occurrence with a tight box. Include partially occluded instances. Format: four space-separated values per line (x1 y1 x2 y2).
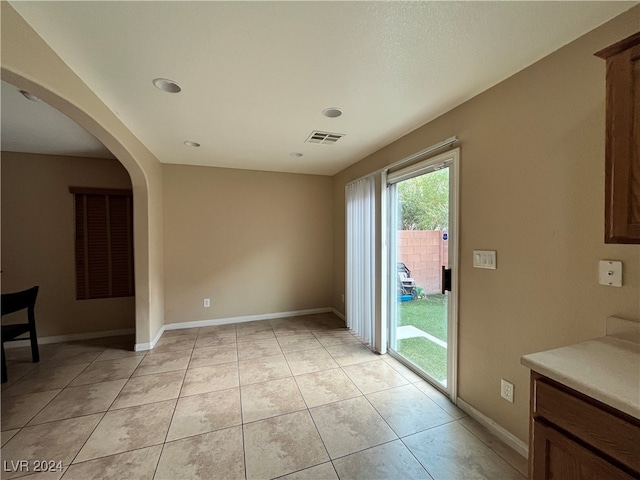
3 328 135 349
134 325 165 352
456 398 529 459
332 308 346 321
6 308 341 352
134 307 341 351
161 307 333 333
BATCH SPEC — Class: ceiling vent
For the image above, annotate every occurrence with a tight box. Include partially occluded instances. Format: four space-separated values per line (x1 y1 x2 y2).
306 130 345 145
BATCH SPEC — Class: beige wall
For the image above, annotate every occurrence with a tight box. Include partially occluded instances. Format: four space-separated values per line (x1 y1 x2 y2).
163 165 333 324
333 7 640 443
1 152 135 336
2 3 165 346
3 0 639 446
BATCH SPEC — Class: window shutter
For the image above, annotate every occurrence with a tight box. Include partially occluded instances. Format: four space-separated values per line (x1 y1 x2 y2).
109 195 134 297
71 188 134 300
75 193 88 299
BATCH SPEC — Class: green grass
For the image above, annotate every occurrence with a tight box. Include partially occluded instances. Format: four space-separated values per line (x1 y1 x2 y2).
396 294 448 383
398 294 447 341
397 337 447 383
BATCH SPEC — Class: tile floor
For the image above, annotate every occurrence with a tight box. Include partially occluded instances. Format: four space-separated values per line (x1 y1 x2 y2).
1 313 527 479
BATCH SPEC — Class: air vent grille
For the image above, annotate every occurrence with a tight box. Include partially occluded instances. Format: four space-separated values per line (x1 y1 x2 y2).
306 130 345 145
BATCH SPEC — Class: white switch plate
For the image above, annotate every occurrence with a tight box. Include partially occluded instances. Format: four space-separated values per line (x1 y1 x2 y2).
599 260 622 287
473 250 497 269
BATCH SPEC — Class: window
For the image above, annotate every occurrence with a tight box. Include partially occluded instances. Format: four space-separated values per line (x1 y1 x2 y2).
70 188 134 300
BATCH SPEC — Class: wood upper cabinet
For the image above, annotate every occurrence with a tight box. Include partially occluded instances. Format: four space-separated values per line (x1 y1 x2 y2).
595 32 640 244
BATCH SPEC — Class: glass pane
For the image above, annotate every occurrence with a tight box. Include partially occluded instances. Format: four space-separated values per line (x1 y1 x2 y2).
392 167 449 387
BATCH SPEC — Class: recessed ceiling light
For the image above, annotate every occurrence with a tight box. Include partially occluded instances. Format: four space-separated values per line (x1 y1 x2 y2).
19 90 41 102
322 107 342 118
290 152 303 158
153 78 182 93
184 141 201 148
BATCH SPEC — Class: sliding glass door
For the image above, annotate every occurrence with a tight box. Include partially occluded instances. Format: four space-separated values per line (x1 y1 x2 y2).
387 149 458 397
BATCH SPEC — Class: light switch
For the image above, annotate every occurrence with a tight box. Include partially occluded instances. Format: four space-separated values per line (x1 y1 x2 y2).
598 260 622 287
473 250 497 269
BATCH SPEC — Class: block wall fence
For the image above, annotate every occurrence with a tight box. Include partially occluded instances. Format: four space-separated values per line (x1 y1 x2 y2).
397 230 449 294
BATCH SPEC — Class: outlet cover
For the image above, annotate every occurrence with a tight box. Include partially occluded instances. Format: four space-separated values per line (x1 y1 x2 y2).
599 260 622 287
501 379 514 403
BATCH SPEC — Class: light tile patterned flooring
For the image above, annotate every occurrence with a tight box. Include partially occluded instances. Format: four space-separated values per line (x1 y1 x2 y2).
1 313 527 479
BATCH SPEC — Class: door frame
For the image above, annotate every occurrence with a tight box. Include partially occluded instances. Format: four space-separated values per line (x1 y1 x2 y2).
383 147 460 402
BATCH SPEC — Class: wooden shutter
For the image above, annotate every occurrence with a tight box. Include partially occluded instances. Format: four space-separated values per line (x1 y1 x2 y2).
71 188 134 300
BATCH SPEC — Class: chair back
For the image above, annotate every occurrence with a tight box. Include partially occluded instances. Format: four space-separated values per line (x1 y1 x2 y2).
1 286 39 318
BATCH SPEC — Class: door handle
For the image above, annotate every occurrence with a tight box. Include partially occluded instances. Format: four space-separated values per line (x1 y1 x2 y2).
441 266 452 294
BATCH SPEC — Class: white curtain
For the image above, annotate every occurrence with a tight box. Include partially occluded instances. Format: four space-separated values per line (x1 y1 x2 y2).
346 175 376 346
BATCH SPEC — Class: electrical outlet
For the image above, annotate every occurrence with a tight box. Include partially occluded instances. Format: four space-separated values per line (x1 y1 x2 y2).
341 294 345 303
501 379 514 403
203 298 210 308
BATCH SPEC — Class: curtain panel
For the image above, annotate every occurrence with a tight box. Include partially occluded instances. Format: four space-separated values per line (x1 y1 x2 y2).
345 175 376 346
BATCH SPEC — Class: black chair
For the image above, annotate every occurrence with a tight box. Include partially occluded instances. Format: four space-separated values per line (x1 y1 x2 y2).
1 286 40 383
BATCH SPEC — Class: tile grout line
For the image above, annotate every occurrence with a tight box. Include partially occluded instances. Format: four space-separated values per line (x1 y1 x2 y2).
297 322 452 479
283 337 340 479
1 338 147 473
65 410 109 469
231 323 249 480
242 317 342 478
396 434 438 480
13 387 65 430
151 340 197 480
3 344 117 440
3 314 526 480
67 343 150 469
455 418 527 478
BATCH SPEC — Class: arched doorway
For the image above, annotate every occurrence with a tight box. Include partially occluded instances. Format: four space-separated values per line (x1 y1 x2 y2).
2 80 138 342
2 2 165 348
0 74 156 347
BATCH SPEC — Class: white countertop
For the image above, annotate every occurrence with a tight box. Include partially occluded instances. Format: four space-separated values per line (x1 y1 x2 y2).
521 317 640 420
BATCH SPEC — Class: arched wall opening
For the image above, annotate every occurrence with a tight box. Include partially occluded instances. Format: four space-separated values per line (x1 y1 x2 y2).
1 102 137 340
3 70 156 344
1 1 165 348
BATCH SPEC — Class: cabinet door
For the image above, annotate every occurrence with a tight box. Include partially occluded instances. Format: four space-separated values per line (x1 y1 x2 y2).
532 419 635 480
603 41 640 243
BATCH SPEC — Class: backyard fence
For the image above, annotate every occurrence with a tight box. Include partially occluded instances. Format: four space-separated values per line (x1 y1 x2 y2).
397 230 449 295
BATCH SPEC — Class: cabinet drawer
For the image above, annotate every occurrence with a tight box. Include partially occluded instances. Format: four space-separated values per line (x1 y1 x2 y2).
532 419 636 480
533 377 640 472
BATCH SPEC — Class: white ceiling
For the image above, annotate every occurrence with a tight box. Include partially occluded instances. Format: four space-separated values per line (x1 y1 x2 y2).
4 1 638 175
1 81 114 159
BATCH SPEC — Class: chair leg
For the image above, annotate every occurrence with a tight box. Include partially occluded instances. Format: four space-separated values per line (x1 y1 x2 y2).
29 328 40 364
1 343 7 383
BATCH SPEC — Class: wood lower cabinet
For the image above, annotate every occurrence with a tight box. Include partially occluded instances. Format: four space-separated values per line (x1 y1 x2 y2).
533 419 635 480
529 372 640 480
